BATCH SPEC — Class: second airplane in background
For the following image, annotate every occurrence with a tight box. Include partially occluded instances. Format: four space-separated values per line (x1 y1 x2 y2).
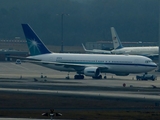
82 27 158 59
111 27 159 58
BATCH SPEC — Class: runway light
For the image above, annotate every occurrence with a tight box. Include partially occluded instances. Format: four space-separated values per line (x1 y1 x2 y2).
42 109 62 119
42 112 48 116
56 113 62 116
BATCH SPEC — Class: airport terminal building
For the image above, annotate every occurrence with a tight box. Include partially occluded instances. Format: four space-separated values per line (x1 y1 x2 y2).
0 40 28 61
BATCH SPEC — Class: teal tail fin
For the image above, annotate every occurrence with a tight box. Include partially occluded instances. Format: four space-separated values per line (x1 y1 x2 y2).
21 24 51 56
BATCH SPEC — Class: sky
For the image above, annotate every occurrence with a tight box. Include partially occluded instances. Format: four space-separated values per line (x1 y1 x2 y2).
0 0 159 46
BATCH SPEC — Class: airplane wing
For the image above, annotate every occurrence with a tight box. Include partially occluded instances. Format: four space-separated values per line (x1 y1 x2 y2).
9 55 109 71
82 43 87 51
22 59 109 70
82 43 111 54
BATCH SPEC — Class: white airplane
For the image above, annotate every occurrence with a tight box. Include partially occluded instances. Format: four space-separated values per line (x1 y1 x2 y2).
111 27 159 57
20 24 157 79
82 43 111 54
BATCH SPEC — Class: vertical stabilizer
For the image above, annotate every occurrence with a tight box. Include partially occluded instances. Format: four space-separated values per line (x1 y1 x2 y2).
21 24 51 56
111 27 123 49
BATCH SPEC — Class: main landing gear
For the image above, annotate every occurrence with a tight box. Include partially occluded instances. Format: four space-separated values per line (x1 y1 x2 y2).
104 73 107 79
74 74 84 79
65 72 70 79
65 72 106 80
92 75 102 79
65 72 84 79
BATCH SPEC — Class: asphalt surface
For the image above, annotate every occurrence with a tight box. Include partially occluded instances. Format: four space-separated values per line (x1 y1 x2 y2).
0 62 159 100
0 62 160 119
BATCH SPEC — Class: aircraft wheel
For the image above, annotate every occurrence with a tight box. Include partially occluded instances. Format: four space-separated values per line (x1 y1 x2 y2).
66 76 70 79
92 75 102 79
74 75 84 79
81 75 84 79
98 75 102 79
74 75 77 79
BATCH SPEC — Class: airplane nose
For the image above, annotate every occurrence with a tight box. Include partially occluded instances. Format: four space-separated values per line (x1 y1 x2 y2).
153 62 157 68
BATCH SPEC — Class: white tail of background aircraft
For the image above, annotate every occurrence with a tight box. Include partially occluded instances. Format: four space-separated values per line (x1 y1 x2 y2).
110 27 159 58
111 27 123 50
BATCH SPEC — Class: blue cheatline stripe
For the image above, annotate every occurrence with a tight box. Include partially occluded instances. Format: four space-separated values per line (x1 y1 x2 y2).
56 61 157 68
104 63 157 67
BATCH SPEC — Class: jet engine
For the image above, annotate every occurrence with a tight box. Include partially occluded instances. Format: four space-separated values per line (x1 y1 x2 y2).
84 67 100 77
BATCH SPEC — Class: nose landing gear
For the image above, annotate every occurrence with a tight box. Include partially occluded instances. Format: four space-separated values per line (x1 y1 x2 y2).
104 73 107 79
65 72 70 79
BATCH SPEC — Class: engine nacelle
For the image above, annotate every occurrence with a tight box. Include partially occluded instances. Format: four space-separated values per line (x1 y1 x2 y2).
84 67 100 77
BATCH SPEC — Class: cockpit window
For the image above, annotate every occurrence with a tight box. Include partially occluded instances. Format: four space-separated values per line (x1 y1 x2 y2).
145 60 152 63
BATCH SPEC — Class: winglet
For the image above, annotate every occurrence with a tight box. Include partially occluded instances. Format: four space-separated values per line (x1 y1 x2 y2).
111 27 123 49
82 43 87 51
21 24 51 56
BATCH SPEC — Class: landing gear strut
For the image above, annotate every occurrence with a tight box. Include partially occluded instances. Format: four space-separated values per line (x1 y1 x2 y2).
104 73 107 79
65 72 70 79
74 74 84 79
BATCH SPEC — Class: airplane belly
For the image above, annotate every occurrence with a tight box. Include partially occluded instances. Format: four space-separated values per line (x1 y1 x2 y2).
111 65 135 72
106 65 149 73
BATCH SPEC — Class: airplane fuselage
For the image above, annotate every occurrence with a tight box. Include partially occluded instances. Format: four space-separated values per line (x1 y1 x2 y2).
111 27 159 57
111 47 158 56
27 53 157 75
